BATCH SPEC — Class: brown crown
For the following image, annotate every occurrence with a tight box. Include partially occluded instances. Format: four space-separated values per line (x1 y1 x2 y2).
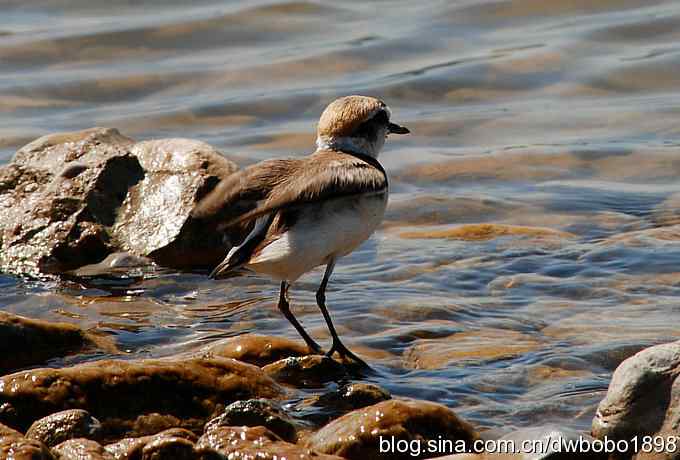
317 95 387 138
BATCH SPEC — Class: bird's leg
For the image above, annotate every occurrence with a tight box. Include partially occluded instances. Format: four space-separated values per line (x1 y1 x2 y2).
277 281 323 354
316 260 369 368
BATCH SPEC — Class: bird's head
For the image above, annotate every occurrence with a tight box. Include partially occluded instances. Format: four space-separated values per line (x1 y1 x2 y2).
316 95 409 158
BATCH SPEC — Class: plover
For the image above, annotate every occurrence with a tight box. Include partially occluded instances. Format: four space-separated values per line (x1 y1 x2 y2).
195 95 409 366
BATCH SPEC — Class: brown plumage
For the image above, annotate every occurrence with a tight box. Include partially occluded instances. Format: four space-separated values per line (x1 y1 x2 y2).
193 149 387 229
197 95 409 367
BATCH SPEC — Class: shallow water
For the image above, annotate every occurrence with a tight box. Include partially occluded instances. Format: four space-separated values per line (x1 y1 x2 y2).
3 0 680 433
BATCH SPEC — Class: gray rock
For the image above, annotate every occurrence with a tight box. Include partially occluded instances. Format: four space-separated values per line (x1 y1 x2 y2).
0 128 141 275
112 138 238 269
592 340 680 460
0 129 240 276
26 410 102 448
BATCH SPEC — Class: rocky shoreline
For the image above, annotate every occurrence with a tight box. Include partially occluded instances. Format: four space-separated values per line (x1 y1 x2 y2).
1 309 678 459
0 130 678 459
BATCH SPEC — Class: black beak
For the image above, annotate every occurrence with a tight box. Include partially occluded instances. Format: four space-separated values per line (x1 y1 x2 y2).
388 122 410 135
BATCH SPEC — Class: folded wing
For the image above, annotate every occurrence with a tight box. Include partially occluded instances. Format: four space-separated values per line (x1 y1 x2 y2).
222 150 388 227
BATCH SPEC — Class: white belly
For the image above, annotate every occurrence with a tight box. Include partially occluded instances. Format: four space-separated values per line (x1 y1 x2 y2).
247 192 387 281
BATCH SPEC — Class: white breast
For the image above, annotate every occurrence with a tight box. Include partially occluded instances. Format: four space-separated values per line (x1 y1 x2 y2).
247 192 388 281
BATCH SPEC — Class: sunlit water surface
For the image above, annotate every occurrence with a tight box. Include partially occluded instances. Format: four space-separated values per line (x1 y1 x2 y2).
3 0 680 432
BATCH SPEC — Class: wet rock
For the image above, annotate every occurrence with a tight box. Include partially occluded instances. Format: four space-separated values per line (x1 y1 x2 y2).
112 138 238 269
104 428 197 460
0 128 141 275
26 410 102 448
52 439 113 460
205 399 297 442
262 355 348 387
317 383 392 411
306 398 478 460
0 311 115 375
195 425 342 460
592 340 680 459
139 435 195 460
0 129 239 276
0 356 283 438
308 383 392 424
200 334 309 367
302 383 392 428
0 435 54 459
0 422 22 437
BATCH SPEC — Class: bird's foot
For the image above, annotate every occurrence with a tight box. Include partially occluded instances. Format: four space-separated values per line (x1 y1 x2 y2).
302 338 324 355
326 340 370 369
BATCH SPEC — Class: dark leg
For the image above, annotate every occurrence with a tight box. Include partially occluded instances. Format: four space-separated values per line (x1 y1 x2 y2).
278 281 323 354
316 260 368 367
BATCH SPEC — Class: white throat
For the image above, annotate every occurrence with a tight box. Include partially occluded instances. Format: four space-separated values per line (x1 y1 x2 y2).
316 134 385 159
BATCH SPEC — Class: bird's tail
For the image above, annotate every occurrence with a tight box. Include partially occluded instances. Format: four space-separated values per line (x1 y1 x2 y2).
209 213 274 279
209 246 241 279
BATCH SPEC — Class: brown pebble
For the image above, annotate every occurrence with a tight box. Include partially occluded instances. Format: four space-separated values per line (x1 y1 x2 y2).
306 399 478 460
195 425 342 460
52 438 113 460
205 399 297 442
104 428 197 460
26 409 102 448
262 355 348 388
0 434 54 459
0 357 283 438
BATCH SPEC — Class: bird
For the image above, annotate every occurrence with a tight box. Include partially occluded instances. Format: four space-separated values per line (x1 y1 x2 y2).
193 95 409 366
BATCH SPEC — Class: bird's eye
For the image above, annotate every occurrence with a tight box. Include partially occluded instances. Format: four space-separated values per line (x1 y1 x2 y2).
372 110 389 125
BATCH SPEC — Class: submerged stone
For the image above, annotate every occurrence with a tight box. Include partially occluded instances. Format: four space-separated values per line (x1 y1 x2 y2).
0 311 115 375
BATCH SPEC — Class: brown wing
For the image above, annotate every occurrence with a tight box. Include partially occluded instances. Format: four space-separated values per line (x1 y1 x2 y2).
192 158 301 224
223 150 388 227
